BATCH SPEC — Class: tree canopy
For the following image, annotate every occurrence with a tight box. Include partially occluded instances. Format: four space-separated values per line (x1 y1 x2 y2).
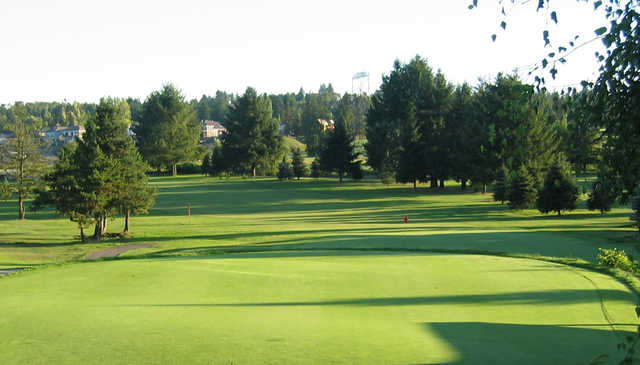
220 87 283 177
135 84 201 176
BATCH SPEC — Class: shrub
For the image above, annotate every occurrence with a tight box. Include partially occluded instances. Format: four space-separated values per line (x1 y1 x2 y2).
350 161 364 180
177 162 201 175
597 248 633 271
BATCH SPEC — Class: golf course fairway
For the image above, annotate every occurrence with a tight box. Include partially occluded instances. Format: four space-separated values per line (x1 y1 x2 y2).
1 251 636 364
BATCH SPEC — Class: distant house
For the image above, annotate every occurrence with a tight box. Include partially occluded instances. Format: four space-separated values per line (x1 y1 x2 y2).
0 131 15 145
202 120 226 139
41 125 86 144
317 119 335 132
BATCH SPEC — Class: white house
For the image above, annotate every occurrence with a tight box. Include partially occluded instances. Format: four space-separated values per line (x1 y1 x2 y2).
41 125 86 143
202 120 226 139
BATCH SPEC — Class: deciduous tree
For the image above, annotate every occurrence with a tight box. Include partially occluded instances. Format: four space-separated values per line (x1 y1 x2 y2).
0 103 47 219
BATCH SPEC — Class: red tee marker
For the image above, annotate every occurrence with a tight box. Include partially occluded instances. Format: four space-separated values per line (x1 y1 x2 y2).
404 215 408 223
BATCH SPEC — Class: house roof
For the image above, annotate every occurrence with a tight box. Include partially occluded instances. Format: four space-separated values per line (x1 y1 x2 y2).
202 120 225 129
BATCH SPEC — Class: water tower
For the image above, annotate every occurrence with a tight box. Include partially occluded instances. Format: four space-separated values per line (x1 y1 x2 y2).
352 72 370 95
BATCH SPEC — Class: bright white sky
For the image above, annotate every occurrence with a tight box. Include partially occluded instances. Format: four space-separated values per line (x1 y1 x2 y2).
0 0 607 104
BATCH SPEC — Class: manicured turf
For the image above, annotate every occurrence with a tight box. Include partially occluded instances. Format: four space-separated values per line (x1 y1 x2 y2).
0 176 638 364
1 252 637 364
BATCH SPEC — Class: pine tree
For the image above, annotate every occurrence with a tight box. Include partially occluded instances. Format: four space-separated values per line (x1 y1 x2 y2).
319 120 357 183
629 192 639 234
277 156 293 180
0 176 13 202
38 98 155 240
310 158 321 179
536 157 579 216
201 153 211 176
493 165 509 204
507 166 538 210
291 148 307 180
135 84 201 176
221 87 283 177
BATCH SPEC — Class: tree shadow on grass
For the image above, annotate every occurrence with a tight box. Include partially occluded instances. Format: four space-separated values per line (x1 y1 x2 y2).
422 321 635 364
125 289 635 308
134 229 637 263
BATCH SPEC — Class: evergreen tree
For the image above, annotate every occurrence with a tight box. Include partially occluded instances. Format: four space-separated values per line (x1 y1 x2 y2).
35 143 92 241
221 87 283 177
631 192 640 234
319 120 357 183
493 165 509 204
349 161 364 181
201 153 211 176
0 103 47 219
507 166 538 210
0 177 13 202
135 84 201 176
587 166 617 214
209 143 227 177
536 157 579 216
113 145 156 234
449 83 475 191
310 158 321 179
277 156 293 180
291 148 307 180
38 98 155 240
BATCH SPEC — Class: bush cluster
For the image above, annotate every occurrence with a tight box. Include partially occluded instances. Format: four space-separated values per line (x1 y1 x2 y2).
597 248 634 272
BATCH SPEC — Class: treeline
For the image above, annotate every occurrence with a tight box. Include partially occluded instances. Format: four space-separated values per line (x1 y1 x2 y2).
366 55 636 214
367 57 587 191
0 87 370 147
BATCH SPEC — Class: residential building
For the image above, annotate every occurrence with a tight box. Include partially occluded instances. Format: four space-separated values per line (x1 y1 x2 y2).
41 125 86 143
202 120 226 139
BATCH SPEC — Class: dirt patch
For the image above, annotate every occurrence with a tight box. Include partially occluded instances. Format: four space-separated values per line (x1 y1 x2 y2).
0 268 25 276
84 244 153 260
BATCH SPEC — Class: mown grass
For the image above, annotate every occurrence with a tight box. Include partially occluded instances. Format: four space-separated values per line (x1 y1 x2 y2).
3 175 635 265
1 252 638 364
1 175 639 364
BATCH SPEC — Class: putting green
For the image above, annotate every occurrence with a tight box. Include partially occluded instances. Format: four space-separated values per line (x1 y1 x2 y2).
1 251 637 364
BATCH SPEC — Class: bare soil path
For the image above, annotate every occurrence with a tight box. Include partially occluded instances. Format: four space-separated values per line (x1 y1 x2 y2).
0 268 24 276
84 244 153 260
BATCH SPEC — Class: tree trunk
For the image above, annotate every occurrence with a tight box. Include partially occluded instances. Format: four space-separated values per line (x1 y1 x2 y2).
339 171 343 184
79 224 85 242
461 179 467 191
93 216 107 239
172 164 177 176
18 194 25 220
557 210 561 216
94 220 102 239
252 167 256 180
413 179 417 189
430 177 438 189
439 179 445 189
482 183 487 194
124 209 130 233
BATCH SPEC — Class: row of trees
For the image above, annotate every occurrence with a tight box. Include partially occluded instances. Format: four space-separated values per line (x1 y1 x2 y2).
366 56 570 193
200 87 364 184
